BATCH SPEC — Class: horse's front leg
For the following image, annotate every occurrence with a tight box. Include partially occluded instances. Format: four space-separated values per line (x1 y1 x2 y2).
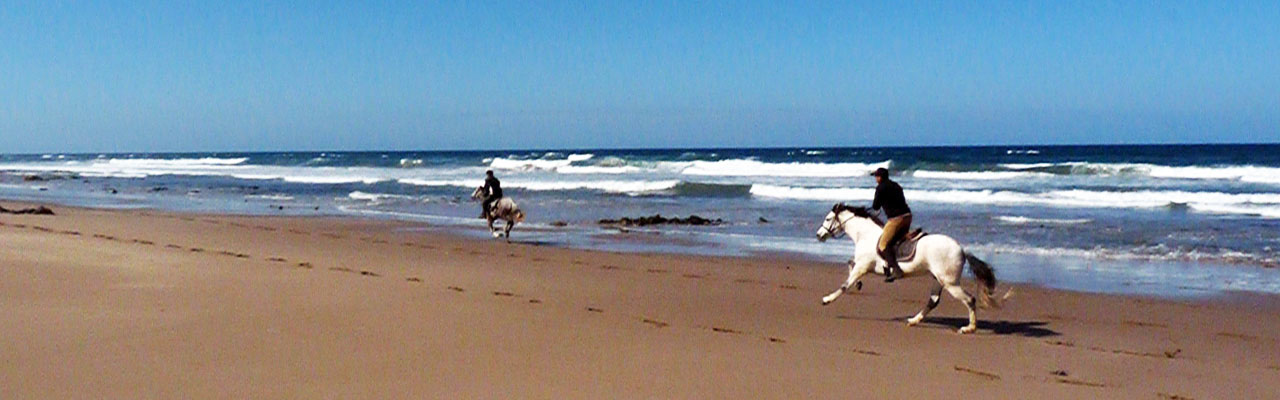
822 258 870 305
487 218 498 237
503 220 513 242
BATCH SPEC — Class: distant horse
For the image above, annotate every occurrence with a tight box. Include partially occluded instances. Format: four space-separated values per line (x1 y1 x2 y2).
471 186 525 241
815 203 1000 334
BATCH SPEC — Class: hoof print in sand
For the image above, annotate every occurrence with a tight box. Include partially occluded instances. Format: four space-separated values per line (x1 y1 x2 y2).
189 248 204 253
766 337 786 344
492 291 516 297
297 262 314 269
645 269 669 274
586 307 604 313
1055 378 1107 388
267 257 288 263
405 277 422 282
681 273 705 279
641 318 669 328
1158 393 1194 400
528 299 542 304
710 327 741 334
360 271 380 277
953 366 1000 381
778 284 799 290
447 286 465 292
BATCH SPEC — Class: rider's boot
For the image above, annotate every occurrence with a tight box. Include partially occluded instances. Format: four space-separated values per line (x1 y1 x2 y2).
882 247 903 282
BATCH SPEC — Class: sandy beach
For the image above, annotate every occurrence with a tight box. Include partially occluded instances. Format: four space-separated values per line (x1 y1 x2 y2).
2 201 1278 399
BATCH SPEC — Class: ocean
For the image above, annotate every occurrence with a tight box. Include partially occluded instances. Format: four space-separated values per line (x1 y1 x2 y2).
3 144 1278 296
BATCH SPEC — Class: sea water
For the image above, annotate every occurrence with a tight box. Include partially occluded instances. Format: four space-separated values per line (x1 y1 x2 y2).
3 144 1278 297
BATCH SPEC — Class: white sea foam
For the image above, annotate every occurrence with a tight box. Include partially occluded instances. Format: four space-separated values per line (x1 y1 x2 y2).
488 154 594 171
347 191 417 202
994 216 1092 225
674 159 890 178
912 170 1051 180
998 161 1280 183
750 185 1280 217
399 178 681 194
245 194 295 201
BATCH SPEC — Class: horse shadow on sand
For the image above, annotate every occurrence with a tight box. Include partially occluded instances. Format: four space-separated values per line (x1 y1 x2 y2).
839 315 1060 338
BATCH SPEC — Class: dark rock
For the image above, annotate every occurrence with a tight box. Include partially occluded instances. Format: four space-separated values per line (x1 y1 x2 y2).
0 205 55 215
758 217 769 223
599 214 724 227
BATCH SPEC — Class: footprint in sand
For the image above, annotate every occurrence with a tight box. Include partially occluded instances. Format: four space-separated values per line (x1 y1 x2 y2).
60 230 81 236
189 248 204 253
953 366 1000 381
267 257 288 263
1216 332 1257 341
778 284 800 290
641 318 669 328
1122 320 1168 328
165 244 184 250
1054 378 1108 388
330 267 354 273
645 269 669 274
1158 393 1194 400
710 327 742 335
132 239 154 245
586 307 604 313
682 273 705 279
297 262 314 269
447 286 465 292
766 337 786 344
528 299 542 304
360 271 380 277
492 291 516 297
405 277 422 282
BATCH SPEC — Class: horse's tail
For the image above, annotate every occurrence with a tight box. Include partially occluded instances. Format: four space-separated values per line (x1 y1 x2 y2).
964 251 1001 309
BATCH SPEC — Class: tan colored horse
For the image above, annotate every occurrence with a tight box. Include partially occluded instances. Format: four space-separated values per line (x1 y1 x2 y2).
471 186 525 241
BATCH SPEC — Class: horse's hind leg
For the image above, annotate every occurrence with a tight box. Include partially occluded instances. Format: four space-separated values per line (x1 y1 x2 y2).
942 283 978 334
504 221 513 242
907 282 944 327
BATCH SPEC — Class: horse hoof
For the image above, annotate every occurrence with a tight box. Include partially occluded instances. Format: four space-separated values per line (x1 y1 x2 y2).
958 326 976 334
907 318 921 326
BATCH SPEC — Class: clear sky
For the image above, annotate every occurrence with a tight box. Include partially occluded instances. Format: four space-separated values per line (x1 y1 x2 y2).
2 1 1277 153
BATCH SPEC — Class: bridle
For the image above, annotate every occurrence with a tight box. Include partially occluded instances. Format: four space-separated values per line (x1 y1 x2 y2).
822 210 851 239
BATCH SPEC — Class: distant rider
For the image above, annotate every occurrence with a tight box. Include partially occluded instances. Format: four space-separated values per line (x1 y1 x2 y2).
481 170 503 219
870 167 911 282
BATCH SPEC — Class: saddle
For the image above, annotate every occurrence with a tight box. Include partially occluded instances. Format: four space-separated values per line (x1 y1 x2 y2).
888 228 928 263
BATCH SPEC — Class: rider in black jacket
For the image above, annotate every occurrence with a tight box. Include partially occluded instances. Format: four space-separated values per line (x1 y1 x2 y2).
871 167 911 282
481 170 503 218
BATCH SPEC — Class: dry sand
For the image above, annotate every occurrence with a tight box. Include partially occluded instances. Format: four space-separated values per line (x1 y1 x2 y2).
2 202 1278 399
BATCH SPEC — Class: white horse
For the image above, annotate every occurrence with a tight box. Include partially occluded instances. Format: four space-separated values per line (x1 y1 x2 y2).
816 203 999 334
471 186 525 241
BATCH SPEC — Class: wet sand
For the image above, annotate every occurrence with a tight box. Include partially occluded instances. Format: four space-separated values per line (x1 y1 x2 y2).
2 202 1278 399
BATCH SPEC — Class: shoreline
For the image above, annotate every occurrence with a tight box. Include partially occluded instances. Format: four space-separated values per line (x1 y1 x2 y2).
3 200 1279 398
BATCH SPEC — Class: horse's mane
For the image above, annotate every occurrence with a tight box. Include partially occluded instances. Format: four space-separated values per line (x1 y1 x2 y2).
832 203 884 227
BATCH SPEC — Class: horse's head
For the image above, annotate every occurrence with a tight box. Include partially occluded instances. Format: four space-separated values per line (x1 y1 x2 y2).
816 203 846 242
470 186 484 200
817 202 879 242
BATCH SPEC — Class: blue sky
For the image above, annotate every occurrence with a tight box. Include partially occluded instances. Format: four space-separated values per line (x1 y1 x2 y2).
2 1 1277 153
